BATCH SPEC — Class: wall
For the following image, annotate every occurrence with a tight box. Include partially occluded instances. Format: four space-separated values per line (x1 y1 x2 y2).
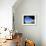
40 0 46 46
0 0 16 29
13 0 41 46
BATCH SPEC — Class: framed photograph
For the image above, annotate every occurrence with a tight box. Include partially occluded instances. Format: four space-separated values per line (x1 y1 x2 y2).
22 14 36 25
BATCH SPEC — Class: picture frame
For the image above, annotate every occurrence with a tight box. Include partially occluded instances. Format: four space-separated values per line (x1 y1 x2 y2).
22 14 36 25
